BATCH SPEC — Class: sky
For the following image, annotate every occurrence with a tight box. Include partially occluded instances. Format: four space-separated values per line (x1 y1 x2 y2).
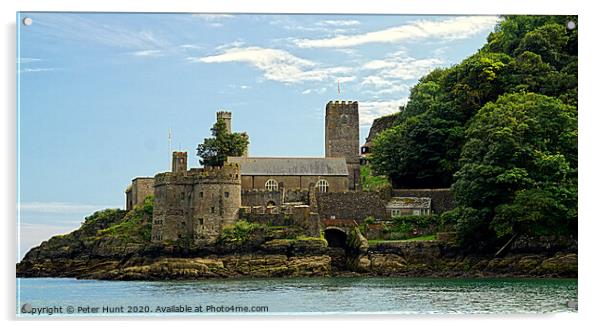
16 12 499 258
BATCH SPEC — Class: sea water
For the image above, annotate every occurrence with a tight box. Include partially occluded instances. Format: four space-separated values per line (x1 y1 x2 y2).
17 277 577 316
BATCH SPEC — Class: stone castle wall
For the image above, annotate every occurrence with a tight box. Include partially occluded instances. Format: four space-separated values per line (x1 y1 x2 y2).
240 175 348 192
241 189 310 207
365 113 398 145
125 177 154 211
316 191 388 222
240 205 320 237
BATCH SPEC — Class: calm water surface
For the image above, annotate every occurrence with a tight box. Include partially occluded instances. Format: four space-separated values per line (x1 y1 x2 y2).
17 277 577 316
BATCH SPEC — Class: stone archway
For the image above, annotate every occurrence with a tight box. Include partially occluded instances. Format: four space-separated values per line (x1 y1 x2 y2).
324 227 349 271
324 228 348 249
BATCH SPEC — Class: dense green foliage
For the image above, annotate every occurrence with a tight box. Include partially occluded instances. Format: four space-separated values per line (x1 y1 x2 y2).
79 208 128 237
369 16 577 249
360 165 391 192
383 214 451 239
219 220 266 244
197 118 249 167
453 93 577 248
97 195 154 242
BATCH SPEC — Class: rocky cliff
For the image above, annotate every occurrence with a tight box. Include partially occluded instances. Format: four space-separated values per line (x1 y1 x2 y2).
17 205 577 280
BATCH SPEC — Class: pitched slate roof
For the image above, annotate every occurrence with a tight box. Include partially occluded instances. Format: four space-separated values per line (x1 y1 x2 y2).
228 157 349 176
386 197 431 209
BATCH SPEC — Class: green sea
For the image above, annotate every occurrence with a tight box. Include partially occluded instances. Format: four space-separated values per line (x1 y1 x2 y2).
17 277 577 316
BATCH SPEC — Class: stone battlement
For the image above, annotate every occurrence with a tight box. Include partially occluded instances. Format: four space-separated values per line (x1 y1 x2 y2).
154 163 241 186
326 100 358 110
216 111 232 118
201 163 241 182
154 172 195 186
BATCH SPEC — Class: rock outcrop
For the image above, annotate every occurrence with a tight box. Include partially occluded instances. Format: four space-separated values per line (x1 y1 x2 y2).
16 207 577 280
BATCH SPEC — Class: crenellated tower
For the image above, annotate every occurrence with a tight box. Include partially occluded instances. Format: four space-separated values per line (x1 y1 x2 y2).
172 151 188 174
151 152 241 245
217 111 232 133
325 100 361 190
191 163 241 243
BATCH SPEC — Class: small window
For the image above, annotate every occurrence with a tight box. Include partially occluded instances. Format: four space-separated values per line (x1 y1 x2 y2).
211 207 215 213
391 209 401 217
265 179 278 191
341 114 349 124
316 179 329 193
177 234 182 239
181 221 186 226
198 218 204 225
200 191 203 198
225 191 230 198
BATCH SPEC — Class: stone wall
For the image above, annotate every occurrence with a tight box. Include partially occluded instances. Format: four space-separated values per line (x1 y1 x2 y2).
240 175 348 192
365 113 398 145
241 189 309 207
240 205 320 237
316 191 388 222
285 189 309 204
242 189 282 207
391 188 453 214
125 177 154 211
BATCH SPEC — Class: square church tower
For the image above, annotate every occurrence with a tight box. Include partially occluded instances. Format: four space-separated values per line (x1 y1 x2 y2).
325 100 361 190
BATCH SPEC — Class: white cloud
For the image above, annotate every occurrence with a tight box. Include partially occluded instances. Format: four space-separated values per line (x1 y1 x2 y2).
361 76 411 95
192 14 234 27
17 57 41 64
129 49 164 57
302 89 312 94
32 14 171 53
179 44 204 50
359 98 407 126
192 14 234 21
188 46 353 84
19 202 118 214
316 20 361 27
337 76 357 83
18 68 57 73
216 40 246 50
356 50 441 97
363 57 443 80
295 16 499 48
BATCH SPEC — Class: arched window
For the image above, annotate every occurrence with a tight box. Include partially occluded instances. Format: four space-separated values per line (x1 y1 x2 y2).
316 179 329 192
265 179 279 191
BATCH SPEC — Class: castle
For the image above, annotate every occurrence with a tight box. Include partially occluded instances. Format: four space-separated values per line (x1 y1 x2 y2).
125 101 366 244
124 100 450 245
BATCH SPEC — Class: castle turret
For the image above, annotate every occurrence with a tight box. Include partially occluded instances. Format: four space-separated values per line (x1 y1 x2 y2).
151 163 242 245
325 100 361 190
192 163 241 244
217 111 232 133
172 151 188 173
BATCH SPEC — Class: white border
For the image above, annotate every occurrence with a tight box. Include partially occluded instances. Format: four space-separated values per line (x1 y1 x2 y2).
2 1 599 329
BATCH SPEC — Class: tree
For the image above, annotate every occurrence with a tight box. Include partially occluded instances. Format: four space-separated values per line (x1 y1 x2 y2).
370 15 577 190
452 92 577 247
196 118 249 167
371 108 463 188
